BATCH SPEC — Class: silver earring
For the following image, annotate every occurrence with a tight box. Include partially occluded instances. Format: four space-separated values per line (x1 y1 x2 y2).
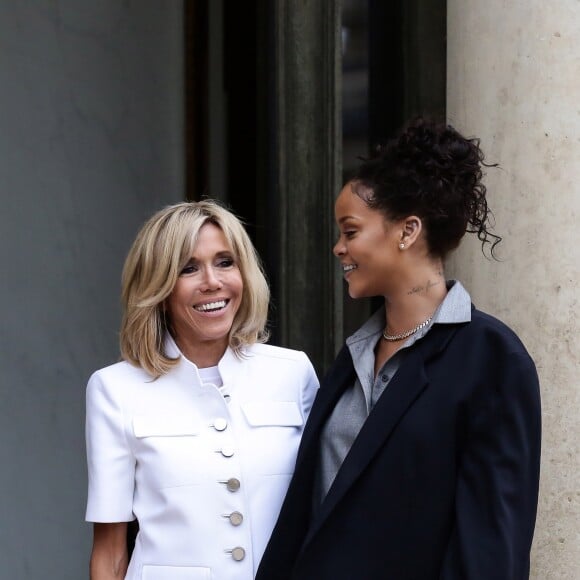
399 242 405 250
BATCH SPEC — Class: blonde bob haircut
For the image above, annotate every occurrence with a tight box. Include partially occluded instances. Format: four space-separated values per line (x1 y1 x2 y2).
120 200 270 378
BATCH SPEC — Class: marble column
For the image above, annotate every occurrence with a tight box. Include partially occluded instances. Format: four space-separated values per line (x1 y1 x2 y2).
446 1 580 576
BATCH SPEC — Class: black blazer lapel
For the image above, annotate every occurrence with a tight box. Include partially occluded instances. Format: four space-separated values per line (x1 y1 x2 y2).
304 324 461 546
294 345 356 468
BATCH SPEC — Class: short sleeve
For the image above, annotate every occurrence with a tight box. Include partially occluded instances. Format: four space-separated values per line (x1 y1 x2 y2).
85 371 136 522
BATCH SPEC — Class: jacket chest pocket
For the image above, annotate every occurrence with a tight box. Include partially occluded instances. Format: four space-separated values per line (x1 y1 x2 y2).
241 402 304 475
133 415 204 489
141 565 210 579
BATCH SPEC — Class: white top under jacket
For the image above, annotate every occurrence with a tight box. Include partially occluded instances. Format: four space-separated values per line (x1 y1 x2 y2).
85 337 319 580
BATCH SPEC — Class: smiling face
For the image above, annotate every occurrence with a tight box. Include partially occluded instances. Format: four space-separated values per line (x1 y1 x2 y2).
333 183 406 299
165 222 244 365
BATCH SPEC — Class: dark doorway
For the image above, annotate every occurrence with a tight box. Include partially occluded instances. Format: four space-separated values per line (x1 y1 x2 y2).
341 0 447 336
185 0 280 340
184 0 447 343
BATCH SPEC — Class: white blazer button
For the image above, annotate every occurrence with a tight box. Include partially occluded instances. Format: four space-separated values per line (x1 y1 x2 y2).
231 547 246 561
220 446 235 457
226 478 240 492
228 511 243 526
213 418 228 431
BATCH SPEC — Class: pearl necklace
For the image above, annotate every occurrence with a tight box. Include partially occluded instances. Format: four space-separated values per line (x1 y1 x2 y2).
382 315 433 342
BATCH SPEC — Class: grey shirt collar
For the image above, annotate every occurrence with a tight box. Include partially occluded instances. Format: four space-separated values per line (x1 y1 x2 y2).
346 281 472 390
346 279 472 348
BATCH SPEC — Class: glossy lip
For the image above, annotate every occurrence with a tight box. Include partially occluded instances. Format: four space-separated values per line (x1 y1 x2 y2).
192 298 231 316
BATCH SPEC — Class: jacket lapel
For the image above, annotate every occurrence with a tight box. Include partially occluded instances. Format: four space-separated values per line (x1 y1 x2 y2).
304 323 461 545
294 345 356 468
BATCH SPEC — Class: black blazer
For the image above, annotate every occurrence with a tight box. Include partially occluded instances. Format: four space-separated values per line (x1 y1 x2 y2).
257 307 541 580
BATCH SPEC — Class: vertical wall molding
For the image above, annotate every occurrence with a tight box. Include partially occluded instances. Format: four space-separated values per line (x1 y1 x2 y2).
273 0 343 373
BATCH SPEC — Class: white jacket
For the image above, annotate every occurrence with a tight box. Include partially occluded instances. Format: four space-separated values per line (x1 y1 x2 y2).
86 338 318 580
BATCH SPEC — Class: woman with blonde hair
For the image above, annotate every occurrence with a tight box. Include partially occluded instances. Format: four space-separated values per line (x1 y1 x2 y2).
86 200 318 580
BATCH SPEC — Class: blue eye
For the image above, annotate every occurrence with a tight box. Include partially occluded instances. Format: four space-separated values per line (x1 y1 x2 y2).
180 264 197 275
217 258 235 268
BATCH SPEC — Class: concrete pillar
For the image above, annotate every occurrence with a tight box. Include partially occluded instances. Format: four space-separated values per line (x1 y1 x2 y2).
446 1 580 577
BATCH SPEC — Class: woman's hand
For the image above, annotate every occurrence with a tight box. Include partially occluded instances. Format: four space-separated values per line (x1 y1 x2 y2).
90 522 129 579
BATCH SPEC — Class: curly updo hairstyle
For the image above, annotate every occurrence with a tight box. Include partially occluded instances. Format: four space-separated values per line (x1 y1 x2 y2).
352 117 501 259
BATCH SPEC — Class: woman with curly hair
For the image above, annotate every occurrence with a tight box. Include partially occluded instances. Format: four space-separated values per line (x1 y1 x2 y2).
86 200 318 579
257 119 541 579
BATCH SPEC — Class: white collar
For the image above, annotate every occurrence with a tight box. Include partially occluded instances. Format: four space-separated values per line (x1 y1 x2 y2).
163 333 244 387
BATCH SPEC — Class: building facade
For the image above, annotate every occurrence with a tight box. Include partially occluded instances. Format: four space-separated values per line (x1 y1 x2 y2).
0 1 577 577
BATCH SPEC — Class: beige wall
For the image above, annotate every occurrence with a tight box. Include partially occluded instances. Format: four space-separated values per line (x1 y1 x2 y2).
446 1 580 577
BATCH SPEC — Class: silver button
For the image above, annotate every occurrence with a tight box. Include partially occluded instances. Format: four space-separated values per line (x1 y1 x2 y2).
228 511 243 526
220 446 235 458
226 478 240 492
213 418 228 431
231 547 245 561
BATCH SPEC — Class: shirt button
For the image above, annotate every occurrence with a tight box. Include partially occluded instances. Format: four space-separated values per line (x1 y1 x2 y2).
220 446 235 458
228 511 243 526
226 478 240 492
213 418 228 431
231 547 246 561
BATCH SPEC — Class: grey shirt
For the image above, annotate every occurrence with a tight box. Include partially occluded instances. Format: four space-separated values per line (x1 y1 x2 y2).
316 281 472 502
